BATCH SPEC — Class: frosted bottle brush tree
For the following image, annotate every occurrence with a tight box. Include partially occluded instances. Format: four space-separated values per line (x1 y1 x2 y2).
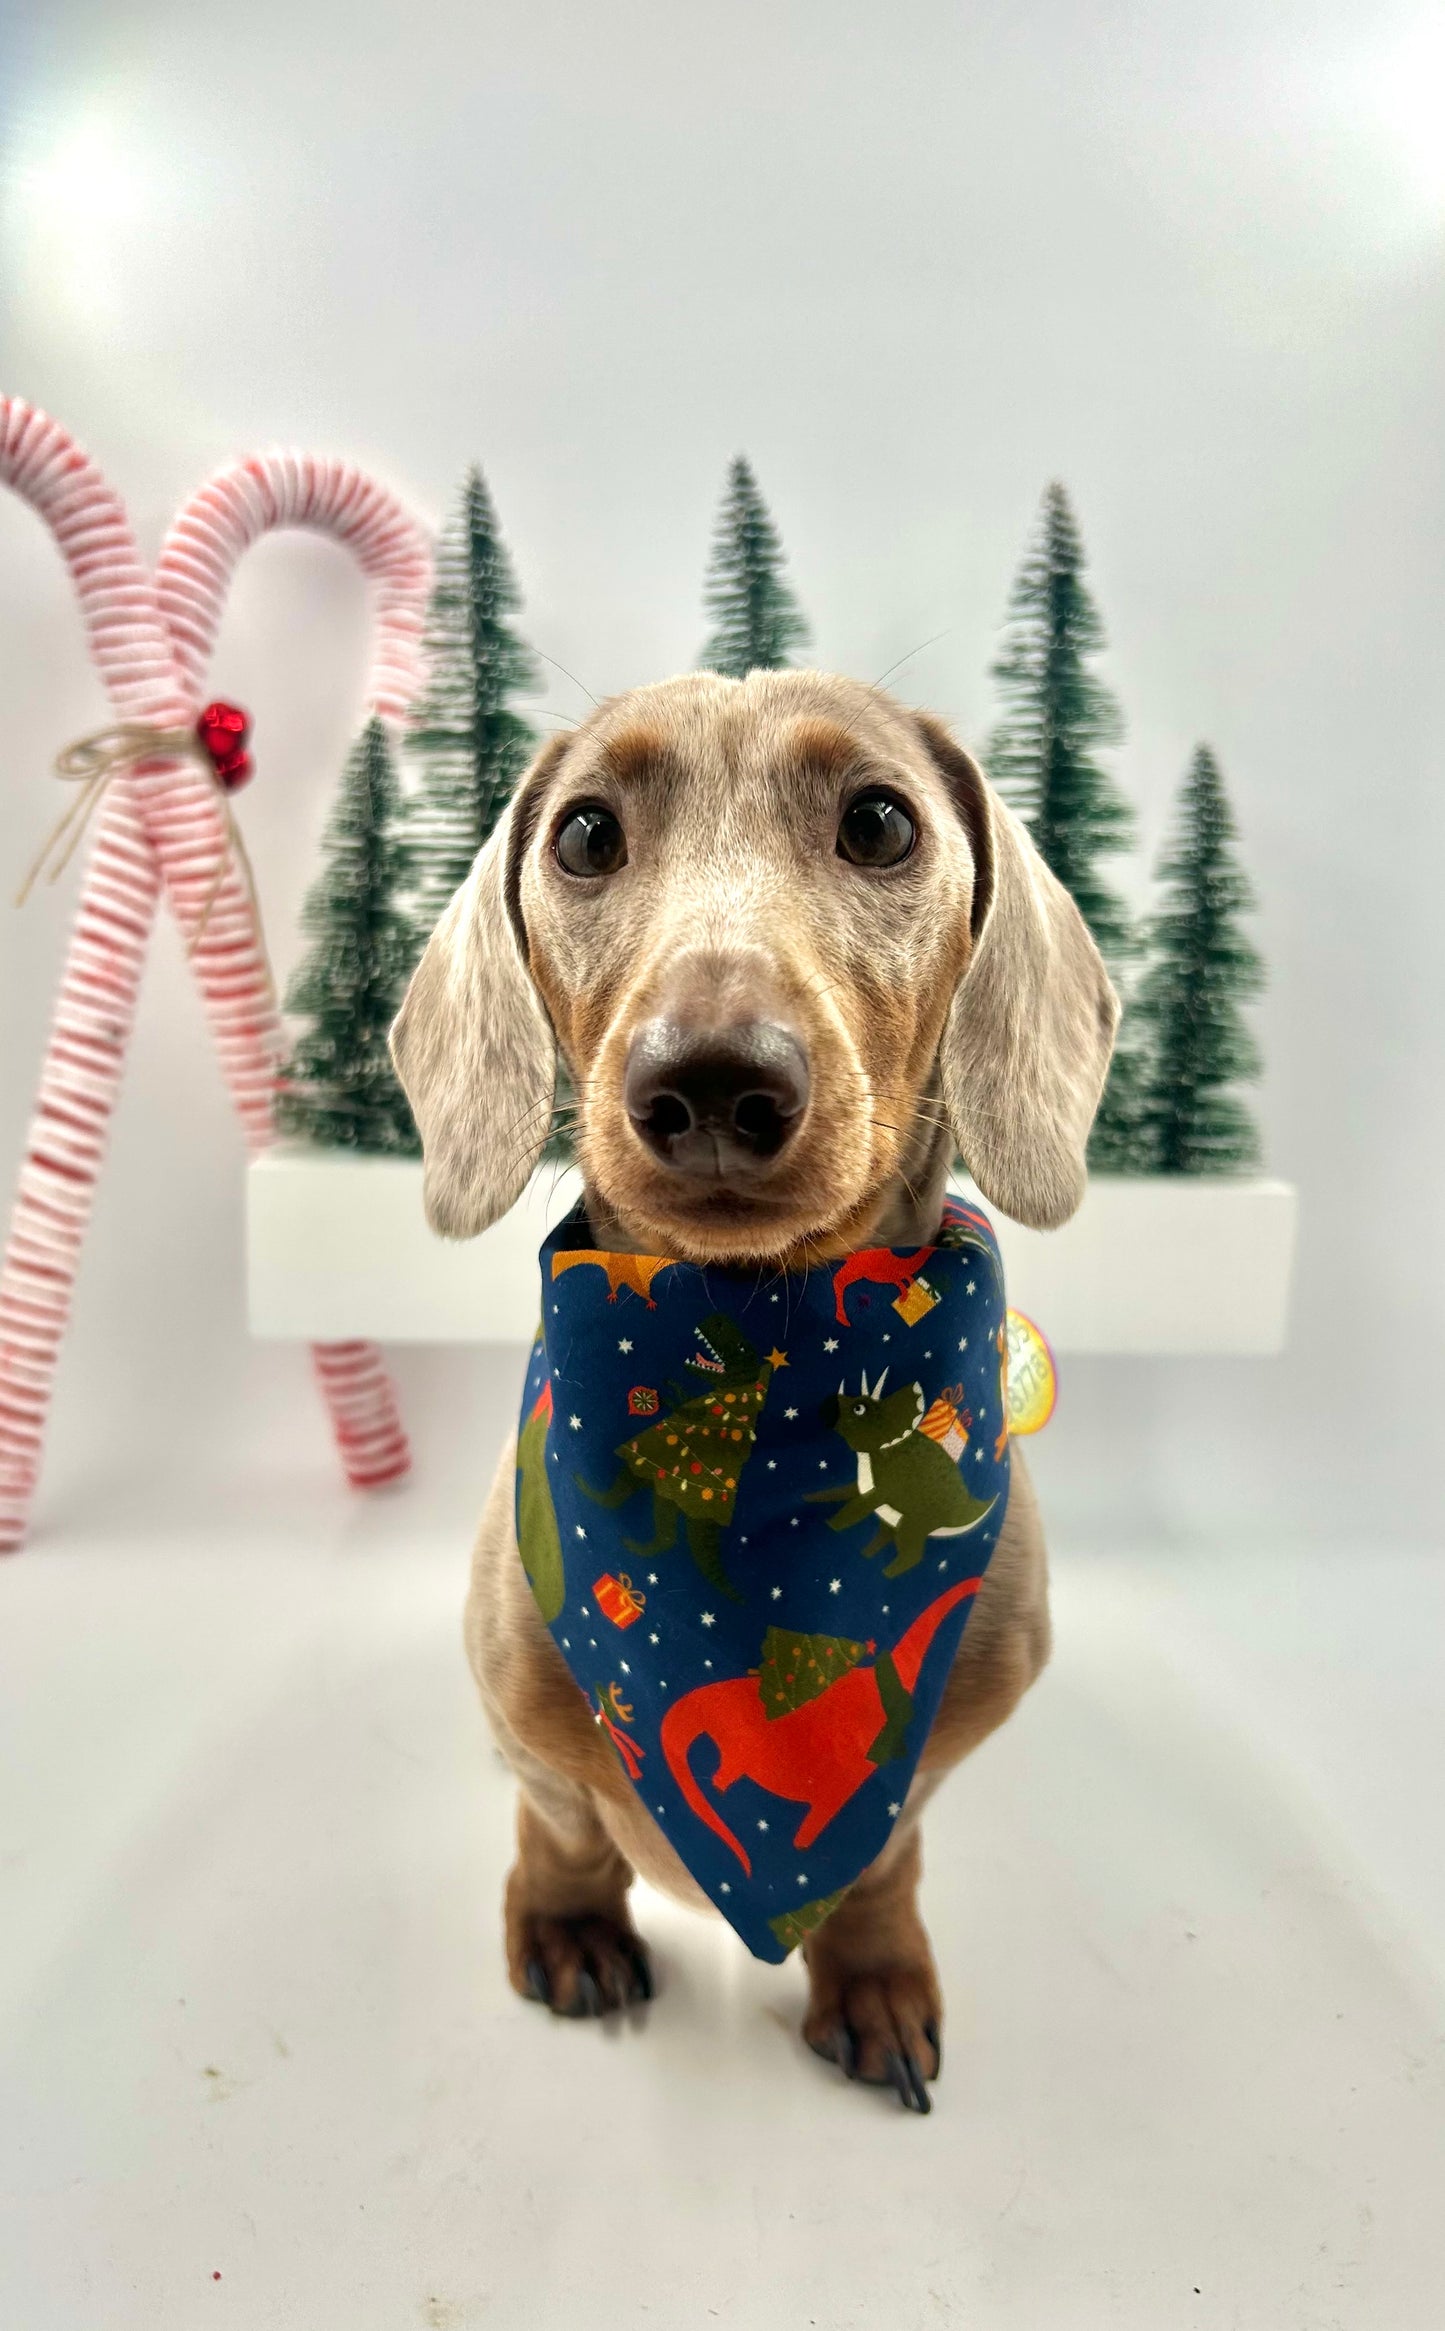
1136 745 1264 1172
402 464 541 951
700 456 810 678
988 482 1154 1170
277 717 419 1155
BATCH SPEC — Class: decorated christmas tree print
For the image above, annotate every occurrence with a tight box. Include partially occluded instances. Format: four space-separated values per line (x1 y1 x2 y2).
1136 744 1264 1172
987 482 1147 1165
277 717 418 1154
577 1313 775 1602
757 1627 868 1716
700 456 810 678
402 464 540 949
769 1889 847 1952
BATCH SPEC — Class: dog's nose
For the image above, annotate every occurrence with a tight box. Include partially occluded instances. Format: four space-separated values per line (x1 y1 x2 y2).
624 1019 810 1177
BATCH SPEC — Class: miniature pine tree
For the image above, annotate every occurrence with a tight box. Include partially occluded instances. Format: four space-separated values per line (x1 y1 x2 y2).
277 717 419 1154
1085 1025 1157 1173
1136 745 1264 1172
988 482 1135 964
699 456 810 677
403 464 540 947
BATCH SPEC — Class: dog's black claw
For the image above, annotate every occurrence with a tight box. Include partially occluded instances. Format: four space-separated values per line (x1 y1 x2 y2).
923 2017 942 2073
886 2048 932 2114
525 1956 550 2005
807 2024 857 2079
627 1942 655 2004
571 1966 605 2018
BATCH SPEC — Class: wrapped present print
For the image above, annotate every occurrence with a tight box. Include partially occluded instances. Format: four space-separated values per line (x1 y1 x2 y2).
917 1384 971 1463
593 1570 647 1629
892 1271 941 1326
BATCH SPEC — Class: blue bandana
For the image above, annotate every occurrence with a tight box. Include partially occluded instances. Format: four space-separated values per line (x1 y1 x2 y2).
516 1198 1012 1964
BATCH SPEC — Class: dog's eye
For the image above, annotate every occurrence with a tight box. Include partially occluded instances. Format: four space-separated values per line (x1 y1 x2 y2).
556 804 627 877
837 792 915 868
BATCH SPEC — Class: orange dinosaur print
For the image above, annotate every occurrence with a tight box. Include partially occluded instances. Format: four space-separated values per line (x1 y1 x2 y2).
550 1249 677 1307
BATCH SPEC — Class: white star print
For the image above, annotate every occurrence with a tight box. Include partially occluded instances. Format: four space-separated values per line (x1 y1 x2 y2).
823 1337 839 1352
797 1874 808 1886
580 1605 590 1616
829 1577 842 1593
770 1292 779 1302
888 1801 901 1817
790 1517 799 1526
785 1406 798 1420
648 1572 658 1584
719 1882 731 1893
967 1280 977 1294
882 1333 891 1342
569 1414 582 1430
958 1337 968 1351
939 1558 948 1569
620 1660 630 1673
562 1637 570 1647
975 1448 984 1461
771 1586 782 1599
618 1337 633 1353
575 1525 587 1539
767 1459 777 1470
704 1659 712 1669
701 1611 715 1627
757 1819 769 1831
649 1632 659 1643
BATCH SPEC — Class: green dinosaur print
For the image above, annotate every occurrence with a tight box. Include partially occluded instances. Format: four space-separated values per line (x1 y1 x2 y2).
578 1313 773 1603
808 1368 998 1577
516 1381 565 1623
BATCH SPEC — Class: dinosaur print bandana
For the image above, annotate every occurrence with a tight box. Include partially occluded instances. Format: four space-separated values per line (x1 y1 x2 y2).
516 1197 1012 1964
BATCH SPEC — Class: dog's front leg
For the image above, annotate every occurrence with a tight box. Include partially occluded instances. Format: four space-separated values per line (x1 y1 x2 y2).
504 1783 654 2017
801 1816 941 2113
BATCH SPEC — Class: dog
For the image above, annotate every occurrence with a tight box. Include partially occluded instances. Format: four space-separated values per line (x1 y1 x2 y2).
390 668 1116 2110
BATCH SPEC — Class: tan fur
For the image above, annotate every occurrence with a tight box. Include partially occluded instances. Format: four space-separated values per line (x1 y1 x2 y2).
395 670 1113 2096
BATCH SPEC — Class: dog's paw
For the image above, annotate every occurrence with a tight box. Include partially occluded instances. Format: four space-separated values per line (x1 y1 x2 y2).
803 1965 941 2113
509 1911 654 2018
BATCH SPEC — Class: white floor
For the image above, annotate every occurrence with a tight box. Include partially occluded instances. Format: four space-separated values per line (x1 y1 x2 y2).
3 1450 1444 2329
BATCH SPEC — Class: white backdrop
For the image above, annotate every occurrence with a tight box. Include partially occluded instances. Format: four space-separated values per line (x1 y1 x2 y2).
1 0 1441 1552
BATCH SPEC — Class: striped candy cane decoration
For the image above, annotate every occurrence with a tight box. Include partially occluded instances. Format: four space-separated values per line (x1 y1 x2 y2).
0 400 432 1549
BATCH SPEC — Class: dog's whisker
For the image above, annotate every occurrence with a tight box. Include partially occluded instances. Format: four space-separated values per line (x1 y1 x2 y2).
531 647 601 708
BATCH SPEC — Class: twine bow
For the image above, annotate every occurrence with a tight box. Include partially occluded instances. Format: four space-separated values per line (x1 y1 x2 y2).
16 702 272 994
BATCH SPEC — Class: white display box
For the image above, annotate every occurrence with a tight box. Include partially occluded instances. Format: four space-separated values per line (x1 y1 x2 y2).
246 1148 1296 1356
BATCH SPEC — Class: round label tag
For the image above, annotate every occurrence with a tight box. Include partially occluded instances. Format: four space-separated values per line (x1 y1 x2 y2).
1005 1308 1057 1435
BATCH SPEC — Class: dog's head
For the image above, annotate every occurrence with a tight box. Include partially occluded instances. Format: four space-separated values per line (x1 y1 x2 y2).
391 670 1117 1261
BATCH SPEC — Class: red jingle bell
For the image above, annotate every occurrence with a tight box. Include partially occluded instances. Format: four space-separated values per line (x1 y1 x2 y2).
196 699 253 791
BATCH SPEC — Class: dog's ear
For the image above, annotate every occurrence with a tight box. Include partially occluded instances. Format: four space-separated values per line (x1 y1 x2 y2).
390 740 566 1238
915 711 1119 1230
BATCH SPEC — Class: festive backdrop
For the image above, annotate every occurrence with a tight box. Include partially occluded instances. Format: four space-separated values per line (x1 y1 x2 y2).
1 0 1440 1553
